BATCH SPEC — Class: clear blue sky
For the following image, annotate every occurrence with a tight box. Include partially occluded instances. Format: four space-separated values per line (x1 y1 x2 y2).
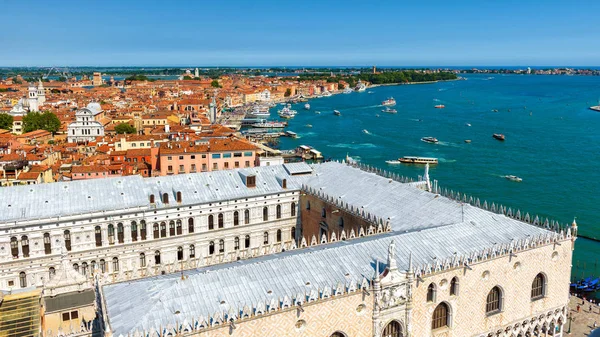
2 0 599 67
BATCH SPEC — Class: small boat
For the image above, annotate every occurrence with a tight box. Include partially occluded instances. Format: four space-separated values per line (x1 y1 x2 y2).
421 136 439 144
278 106 298 119
315 111 321 114
434 104 445 109
385 160 402 165
367 91 375 94
343 88 353 94
398 156 438 165
362 129 370 134
493 133 505 141
375 114 380 117
333 110 341 116
464 140 471 143
382 97 396 106
252 122 286 128
505 175 523 182
382 107 397 114
305 124 313 128
355 80 367 92
492 109 499 112
465 123 471 126
322 91 332 97
304 103 310 110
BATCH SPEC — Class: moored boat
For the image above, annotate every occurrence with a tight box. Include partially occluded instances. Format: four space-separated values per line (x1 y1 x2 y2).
493 133 505 141
398 156 438 165
385 160 402 165
252 121 286 128
421 136 439 144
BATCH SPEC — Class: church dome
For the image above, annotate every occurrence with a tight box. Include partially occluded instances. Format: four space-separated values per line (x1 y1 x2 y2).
86 102 102 114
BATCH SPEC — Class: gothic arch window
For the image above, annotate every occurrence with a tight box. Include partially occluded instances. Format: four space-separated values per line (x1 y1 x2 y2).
234 237 240 250
291 202 296 217
276 205 282 219
107 224 115 244
263 231 269 245
291 227 296 241
100 259 106 273
169 221 176 236
382 320 403 337
244 209 250 224
64 230 72 251
427 283 437 302
44 233 52 254
140 221 147 240
263 207 269 221
218 213 224 228
153 223 159 238
81 262 88 276
189 244 195 258
10 237 18 258
95 226 102 247
219 239 225 253
245 235 250 248
19 272 27 288
233 211 239 226
112 257 119 272
432 302 450 329
330 332 347 337
208 215 214 230
160 222 167 237
131 221 138 242
21 236 29 257
531 273 546 300
486 286 503 314
188 218 194 233
177 246 183 261
450 277 459 296
209 241 215 255
49 267 56 279
154 251 161 265
140 253 146 267
117 223 124 243
176 220 182 235
276 229 282 243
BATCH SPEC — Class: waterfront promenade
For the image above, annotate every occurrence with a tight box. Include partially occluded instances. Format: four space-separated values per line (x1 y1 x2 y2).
568 295 600 336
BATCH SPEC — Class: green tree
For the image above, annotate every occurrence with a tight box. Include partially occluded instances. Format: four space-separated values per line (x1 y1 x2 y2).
338 83 345 90
114 123 137 134
23 111 61 134
210 80 221 88
183 75 193 80
0 113 13 130
284 88 292 97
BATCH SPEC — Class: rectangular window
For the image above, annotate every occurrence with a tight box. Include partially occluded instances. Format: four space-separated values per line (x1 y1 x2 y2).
202 163 207 171
213 163 218 170
179 156 184 160
211 154 221 159
234 152 242 157
167 156 172 160
223 153 232 158
191 155 196 159
244 152 253 157
191 164 196 171
168 165 173 172
234 161 239 168
224 162 229 169
245 161 250 167
202 154 207 158
179 165 184 172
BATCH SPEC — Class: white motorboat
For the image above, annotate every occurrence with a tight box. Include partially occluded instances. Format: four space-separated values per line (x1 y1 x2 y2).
248 105 270 117
505 175 523 182
304 103 310 110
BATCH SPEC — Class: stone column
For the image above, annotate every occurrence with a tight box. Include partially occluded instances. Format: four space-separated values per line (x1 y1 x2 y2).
124 223 132 244
101 227 109 247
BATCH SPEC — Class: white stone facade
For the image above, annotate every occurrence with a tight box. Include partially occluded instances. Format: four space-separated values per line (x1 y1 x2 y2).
67 102 105 143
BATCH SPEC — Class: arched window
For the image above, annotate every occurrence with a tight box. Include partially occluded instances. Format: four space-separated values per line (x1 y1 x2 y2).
276 229 282 242
112 257 119 272
330 332 347 337
177 246 183 261
162 193 169 204
95 226 102 247
245 235 250 248
209 241 215 255
263 207 269 221
244 209 250 224
233 211 239 226
382 320 403 337
44 233 52 254
189 244 195 258
234 237 240 250
338 217 344 229
219 239 225 253
263 231 269 245
276 205 281 219
21 236 29 257
169 221 176 236
64 230 71 251
154 251 161 265
99 259 106 273
176 220 182 235
291 227 296 241
81 262 88 276
153 223 159 238
19 272 27 288
531 273 546 300
321 207 326 218
49 267 56 279
140 253 146 267
107 224 115 244
140 220 147 240
427 283 436 302
486 286 502 314
10 237 18 258
306 201 310 210
149 194 155 204
208 215 214 230
117 223 124 243
131 221 138 242
218 213 224 228
291 202 296 217
432 303 449 329
450 277 459 296
188 218 194 233
176 191 182 203
160 222 167 237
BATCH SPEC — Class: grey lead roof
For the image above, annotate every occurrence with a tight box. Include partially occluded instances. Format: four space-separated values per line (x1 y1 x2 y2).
101 162 555 336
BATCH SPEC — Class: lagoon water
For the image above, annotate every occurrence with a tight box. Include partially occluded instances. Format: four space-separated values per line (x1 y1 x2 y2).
275 74 600 280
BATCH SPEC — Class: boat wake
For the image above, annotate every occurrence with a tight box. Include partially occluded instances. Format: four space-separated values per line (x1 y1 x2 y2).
437 158 457 163
328 143 378 149
433 98 441 102
409 118 423 122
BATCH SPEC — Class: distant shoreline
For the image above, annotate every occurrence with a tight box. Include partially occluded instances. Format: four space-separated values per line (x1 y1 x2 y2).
370 78 460 88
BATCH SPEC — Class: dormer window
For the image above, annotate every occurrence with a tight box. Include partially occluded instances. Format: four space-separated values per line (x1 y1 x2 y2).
149 194 155 204
246 175 256 188
162 193 169 204
282 179 287 189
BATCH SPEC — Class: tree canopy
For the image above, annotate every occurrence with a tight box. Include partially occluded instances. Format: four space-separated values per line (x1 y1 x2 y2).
210 80 221 88
114 123 137 134
0 113 14 130
284 88 292 97
23 111 61 134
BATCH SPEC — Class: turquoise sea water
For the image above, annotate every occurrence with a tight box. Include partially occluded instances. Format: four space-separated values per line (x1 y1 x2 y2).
275 74 600 281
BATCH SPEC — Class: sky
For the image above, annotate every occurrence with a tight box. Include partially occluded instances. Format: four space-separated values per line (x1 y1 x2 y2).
1 0 600 67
